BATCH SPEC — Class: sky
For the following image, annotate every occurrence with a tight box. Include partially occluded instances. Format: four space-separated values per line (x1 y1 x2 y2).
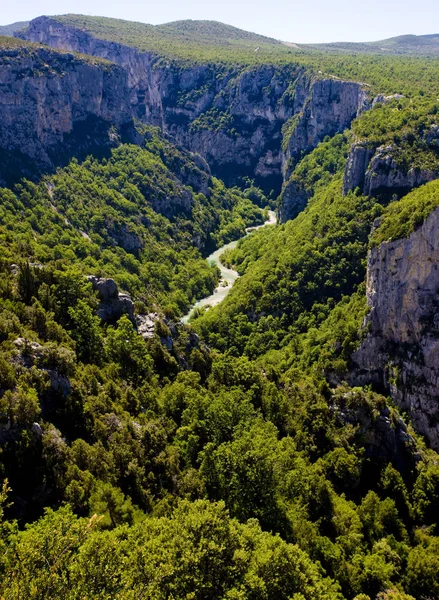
1 0 439 44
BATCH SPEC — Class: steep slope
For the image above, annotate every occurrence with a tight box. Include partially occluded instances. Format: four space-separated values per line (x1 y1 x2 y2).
0 36 135 186
0 129 264 317
194 136 380 356
282 92 439 220
22 15 439 455
19 15 439 200
0 21 29 36
353 181 439 450
343 95 439 202
2 16 439 600
303 33 439 56
19 16 369 195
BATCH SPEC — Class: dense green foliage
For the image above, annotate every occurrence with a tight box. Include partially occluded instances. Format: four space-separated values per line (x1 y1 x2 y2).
281 133 350 201
352 96 439 172
370 179 439 246
194 137 380 358
0 130 263 316
2 16 439 600
0 126 436 597
1 500 345 599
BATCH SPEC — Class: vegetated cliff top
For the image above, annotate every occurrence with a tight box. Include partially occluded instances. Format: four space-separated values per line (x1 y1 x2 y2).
155 19 282 46
370 179 439 247
0 34 62 55
302 33 439 56
0 35 33 50
21 14 439 59
0 21 29 37
0 32 111 67
52 14 284 53
19 15 439 96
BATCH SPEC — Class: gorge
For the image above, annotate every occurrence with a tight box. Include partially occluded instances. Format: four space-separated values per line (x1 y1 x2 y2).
1 14 439 599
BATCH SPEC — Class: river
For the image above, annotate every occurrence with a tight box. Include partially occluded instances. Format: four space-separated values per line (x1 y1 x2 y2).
181 210 277 324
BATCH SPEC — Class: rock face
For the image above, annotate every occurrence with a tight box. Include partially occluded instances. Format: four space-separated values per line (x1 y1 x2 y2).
363 150 438 199
0 41 134 186
10 337 72 419
107 223 143 254
343 144 375 195
87 276 135 323
20 17 368 196
137 313 159 340
343 126 439 199
284 79 369 177
352 207 439 450
278 181 309 222
279 79 368 222
331 391 420 472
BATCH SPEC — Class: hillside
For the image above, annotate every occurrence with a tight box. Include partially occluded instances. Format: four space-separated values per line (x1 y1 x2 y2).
0 21 28 36
12 14 439 57
2 13 439 600
303 33 439 56
30 14 285 60
154 19 282 46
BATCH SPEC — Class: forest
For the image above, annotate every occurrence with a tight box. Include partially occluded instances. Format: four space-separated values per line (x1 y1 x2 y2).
1 15 439 600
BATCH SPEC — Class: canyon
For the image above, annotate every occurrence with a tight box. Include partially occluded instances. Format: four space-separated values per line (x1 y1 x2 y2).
13 16 367 197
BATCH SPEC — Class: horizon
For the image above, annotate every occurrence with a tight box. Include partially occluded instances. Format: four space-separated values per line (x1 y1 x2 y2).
2 13 439 46
1 0 439 44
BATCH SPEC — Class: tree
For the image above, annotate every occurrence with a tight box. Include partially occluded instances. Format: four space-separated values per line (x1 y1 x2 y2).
0 385 40 428
405 537 439 598
89 482 135 529
105 316 153 384
68 300 103 364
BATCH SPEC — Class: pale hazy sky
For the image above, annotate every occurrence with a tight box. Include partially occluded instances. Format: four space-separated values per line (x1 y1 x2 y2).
1 0 438 44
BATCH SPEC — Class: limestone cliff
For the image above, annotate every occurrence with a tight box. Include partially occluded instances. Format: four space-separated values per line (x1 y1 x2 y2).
352 207 439 450
343 143 376 195
283 79 369 177
20 17 369 196
278 181 309 222
343 126 439 199
278 79 368 222
0 40 135 186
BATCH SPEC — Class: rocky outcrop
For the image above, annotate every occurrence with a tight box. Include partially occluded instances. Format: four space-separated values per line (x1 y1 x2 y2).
344 126 439 199
137 313 159 339
0 41 135 186
344 144 439 199
331 390 420 472
11 338 72 414
87 276 135 323
107 223 143 253
364 150 438 199
278 181 309 222
284 79 369 178
20 17 369 196
343 143 375 195
352 207 439 450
